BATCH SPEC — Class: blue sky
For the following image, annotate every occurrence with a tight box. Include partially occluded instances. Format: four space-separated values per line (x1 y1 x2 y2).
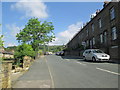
2 1 104 47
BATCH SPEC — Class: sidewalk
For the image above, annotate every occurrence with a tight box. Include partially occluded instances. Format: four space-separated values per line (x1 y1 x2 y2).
12 56 52 88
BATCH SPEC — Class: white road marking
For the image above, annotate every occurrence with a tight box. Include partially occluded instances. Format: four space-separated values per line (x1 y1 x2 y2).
66 59 70 61
44 57 55 88
96 67 120 75
76 62 86 66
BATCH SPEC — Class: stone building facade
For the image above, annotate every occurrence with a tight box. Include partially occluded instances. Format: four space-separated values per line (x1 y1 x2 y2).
65 1 120 60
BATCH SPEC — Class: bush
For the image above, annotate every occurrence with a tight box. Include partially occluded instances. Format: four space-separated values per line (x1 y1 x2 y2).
14 43 35 66
38 50 43 55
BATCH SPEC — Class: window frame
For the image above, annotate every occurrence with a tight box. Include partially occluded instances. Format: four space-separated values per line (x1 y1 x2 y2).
111 26 117 40
100 34 103 43
110 7 115 20
93 37 95 45
104 31 107 43
98 18 102 28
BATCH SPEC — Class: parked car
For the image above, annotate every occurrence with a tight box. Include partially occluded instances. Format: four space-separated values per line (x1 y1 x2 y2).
83 49 110 61
59 51 64 56
56 52 60 55
44 52 49 55
56 51 64 56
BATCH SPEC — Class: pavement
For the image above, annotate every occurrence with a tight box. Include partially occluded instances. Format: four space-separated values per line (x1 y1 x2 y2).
12 55 119 88
12 56 52 88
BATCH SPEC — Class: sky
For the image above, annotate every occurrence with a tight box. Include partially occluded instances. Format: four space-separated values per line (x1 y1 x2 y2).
1 0 104 47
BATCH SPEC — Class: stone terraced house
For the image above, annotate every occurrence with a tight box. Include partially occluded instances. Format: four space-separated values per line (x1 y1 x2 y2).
65 1 120 60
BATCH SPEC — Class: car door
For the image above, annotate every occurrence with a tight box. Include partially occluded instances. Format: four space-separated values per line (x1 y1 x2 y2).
87 50 92 60
84 51 88 60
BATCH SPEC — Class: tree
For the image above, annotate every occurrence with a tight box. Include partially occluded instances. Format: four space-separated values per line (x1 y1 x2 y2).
0 35 4 47
14 43 35 59
0 24 4 47
14 43 35 66
16 18 55 52
4 46 17 52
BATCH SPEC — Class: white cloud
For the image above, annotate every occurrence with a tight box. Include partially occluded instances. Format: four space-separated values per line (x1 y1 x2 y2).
49 22 83 46
6 24 23 37
11 0 48 19
3 24 23 47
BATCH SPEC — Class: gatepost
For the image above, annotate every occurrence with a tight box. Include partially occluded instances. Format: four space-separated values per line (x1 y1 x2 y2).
2 59 13 89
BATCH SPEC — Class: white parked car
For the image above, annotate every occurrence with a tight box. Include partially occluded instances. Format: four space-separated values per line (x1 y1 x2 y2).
83 49 110 61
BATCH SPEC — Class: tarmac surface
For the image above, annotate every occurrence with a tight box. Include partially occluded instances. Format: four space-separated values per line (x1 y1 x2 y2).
13 55 119 88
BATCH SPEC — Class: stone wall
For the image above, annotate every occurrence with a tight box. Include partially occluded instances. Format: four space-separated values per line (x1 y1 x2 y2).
2 60 13 88
23 56 34 71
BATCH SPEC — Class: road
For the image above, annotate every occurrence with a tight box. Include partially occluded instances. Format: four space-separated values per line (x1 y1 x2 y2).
13 55 119 88
45 55 119 88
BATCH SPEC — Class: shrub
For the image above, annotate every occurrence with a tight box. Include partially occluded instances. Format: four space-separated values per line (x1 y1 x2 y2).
14 43 35 66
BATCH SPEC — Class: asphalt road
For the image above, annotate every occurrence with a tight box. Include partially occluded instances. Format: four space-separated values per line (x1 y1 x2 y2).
13 55 119 88
45 55 119 88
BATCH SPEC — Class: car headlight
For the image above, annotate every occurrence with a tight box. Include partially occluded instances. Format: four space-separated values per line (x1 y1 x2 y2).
102 55 107 57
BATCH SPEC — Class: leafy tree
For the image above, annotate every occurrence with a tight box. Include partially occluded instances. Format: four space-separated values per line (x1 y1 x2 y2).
0 35 4 47
0 24 4 47
38 49 43 55
14 43 35 66
16 18 55 52
4 46 17 52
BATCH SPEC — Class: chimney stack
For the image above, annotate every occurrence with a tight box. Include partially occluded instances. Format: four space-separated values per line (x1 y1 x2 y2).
103 1 109 7
96 9 100 14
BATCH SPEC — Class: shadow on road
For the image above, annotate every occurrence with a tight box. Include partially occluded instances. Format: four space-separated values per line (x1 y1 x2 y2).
77 59 109 63
61 56 82 60
60 55 120 64
77 59 120 64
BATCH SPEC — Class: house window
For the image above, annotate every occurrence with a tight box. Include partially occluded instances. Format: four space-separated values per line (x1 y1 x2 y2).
112 27 117 40
90 39 92 48
104 31 107 43
110 7 115 20
93 37 95 45
86 40 89 46
91 24 94 32
98 18 102 28
100 34 103 43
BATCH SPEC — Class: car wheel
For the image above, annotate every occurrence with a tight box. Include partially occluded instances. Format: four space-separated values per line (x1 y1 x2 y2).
83 56 86 61
92 57 96 62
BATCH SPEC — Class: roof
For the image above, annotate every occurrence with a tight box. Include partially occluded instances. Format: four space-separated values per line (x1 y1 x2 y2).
85 49 102 51
0 51 14 55
66 1 112 46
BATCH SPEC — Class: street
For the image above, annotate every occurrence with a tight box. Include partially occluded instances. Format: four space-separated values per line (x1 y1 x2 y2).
13 55 119 88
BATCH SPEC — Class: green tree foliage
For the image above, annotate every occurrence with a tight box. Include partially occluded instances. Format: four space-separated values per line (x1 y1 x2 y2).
4 46 17 52
0 24 4 47
14 43 35 61
38 45 65 53
16 18 55 51
49 45 65 53
0 35 4 47
38 49 43 55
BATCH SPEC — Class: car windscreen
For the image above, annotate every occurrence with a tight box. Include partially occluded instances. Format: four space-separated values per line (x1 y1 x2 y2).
92 50 104 53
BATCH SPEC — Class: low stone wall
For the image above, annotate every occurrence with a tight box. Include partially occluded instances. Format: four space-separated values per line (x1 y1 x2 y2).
2 60 13 88
0 56 34 89
0 63 2 90
23 56 34 71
